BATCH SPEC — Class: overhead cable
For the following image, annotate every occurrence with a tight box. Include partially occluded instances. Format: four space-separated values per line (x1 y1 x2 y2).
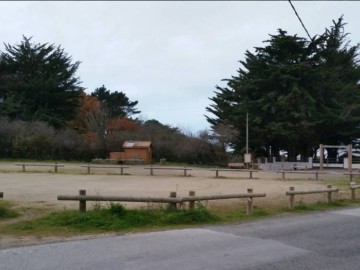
288 0 312 40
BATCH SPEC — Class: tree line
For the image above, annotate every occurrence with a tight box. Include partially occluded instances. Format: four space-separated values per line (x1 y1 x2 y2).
0 36 226 164
206 17 360 161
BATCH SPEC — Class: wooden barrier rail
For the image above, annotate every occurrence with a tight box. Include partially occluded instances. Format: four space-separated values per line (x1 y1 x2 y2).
277 170 325 180
144 166 192 176
228 162 245 168
80 165 129 175
58 189 266 214
15 163 64 173
286 185 338 210
210 169 258 179
350 182 360 200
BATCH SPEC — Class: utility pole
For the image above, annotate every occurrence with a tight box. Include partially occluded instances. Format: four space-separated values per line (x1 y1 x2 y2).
245 112 251 169
246 112 249 154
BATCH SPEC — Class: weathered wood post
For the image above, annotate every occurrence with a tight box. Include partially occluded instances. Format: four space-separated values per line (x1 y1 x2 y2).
79 189 87 212
327 184 332 203
184 167 187 177
169 191 177 210
120 166 124 175
282 171 285 180
87 164 90 174
22 164 26 172
55 162 58 173
315 171 319 180
289 187 295 210
249 171 253 179
189 191 195 209
216 170 219 178
0 192 3 198
247 188 253 215
351 182 356 200
150 166 154 176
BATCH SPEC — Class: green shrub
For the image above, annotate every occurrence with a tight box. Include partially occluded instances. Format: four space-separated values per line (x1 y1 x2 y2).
0 201 19 219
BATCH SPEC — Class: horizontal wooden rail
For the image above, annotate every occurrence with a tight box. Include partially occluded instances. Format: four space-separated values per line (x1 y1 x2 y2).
80 165 129 175
58 195 182 203
15 163 64 173
182 193 266 201
277 170 325 180
286 185 338 209
210 169 258 179
58 189 265 215
144 167 192 176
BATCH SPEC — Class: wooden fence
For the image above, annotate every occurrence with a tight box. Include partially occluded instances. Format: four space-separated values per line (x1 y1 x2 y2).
286 185 339 209
350 182 360 200
57 189 266 214
15 163 64 173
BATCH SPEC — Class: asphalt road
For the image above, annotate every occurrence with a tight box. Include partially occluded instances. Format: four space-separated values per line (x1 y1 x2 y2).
1 208 360 270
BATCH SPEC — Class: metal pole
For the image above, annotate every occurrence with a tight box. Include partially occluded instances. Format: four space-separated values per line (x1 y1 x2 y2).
246 112 249 154
348 144 352 173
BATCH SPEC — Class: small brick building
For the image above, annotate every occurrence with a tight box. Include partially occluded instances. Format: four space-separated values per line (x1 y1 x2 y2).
122 141 152 164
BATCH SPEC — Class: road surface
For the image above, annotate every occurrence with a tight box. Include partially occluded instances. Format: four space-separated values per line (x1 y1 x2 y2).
1 207 360 270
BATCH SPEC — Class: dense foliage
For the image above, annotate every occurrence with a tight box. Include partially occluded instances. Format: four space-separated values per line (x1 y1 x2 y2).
0 36 83 128
206 17 360 160
91 85 140 118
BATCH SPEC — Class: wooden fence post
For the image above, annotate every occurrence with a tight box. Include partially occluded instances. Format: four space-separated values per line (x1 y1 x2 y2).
22 164 26 172
79 189 86 212
55 162 58 173
351 182 356 200
120 167 124 175
188 191 195 209
327 184 332 203
87 164 90 174
169 191 177 210
0 192 3 198
289 187 295 210
247 188 253 215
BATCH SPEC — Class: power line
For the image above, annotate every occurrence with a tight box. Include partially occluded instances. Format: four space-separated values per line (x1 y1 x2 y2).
288 0 312 40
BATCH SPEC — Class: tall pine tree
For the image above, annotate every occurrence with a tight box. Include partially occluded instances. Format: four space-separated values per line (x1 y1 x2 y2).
206 17 360 160
0 36 83 128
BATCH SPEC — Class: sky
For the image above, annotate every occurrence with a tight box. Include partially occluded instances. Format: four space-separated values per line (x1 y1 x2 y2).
0 1 359 134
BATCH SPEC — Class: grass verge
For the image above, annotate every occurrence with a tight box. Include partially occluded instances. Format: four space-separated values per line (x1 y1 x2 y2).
1 203 219 235
1 199 360 237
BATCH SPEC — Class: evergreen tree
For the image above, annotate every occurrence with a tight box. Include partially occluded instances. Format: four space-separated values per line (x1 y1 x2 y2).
206 17 360 160
0 36 83 128
91 85 140 118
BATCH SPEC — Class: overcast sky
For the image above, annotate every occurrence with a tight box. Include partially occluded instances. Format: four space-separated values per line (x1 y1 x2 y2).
0 1 359 134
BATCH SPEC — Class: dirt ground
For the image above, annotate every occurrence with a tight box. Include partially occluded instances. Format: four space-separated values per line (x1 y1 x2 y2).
0 162 349 249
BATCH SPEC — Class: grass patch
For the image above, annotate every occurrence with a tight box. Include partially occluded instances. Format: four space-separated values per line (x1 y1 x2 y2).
2 199 360 237
0 201 20 219
2 203 219 235
292 199 349 212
